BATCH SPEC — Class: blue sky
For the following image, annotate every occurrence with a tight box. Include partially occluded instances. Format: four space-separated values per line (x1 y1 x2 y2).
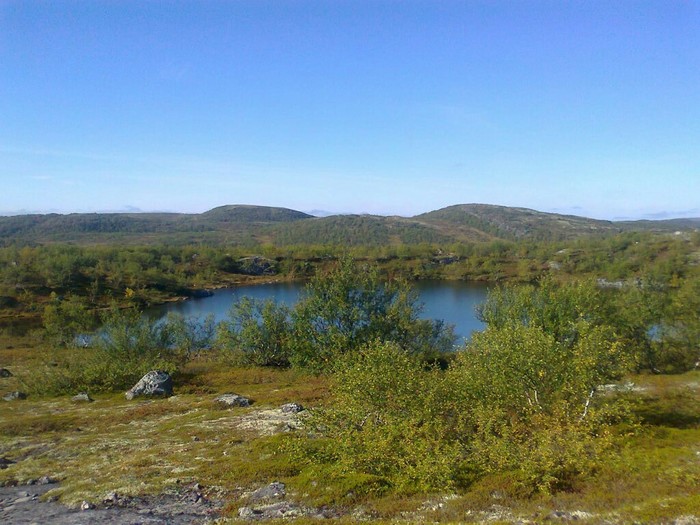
1 1 699 220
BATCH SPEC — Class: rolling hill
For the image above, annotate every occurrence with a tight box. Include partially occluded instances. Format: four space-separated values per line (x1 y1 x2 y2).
0 204 696 246
414 204 620 241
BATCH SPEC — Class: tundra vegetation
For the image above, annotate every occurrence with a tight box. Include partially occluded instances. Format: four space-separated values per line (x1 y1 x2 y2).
0 231 699 523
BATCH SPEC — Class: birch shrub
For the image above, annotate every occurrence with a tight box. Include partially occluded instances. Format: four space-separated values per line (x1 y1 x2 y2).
309 280 637 496
448 320 633 493
306 341 461 492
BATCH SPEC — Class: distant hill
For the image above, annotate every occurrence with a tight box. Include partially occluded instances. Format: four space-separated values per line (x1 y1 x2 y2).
616 217 700 233
0 203 697 246
415 204 620 241
273 214 456 246
200 205 312 223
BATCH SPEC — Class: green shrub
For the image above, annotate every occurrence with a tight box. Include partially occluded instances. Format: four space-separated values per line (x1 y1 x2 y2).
24 306 189 395
161 312 215 360
42 293 94 347
288 257 455 372
216 297 292 367
305 341 461 492
448 314 634 493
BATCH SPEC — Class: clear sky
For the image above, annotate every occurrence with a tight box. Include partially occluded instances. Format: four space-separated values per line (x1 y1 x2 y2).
1 1 699 220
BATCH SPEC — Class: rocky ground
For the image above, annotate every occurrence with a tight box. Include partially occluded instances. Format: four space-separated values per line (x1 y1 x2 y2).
2 361 699 525
0 480 221 524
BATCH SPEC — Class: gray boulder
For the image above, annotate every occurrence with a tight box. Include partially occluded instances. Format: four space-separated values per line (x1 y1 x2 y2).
0 368 12 378
3 391 27 401
125 371 173 400
280 402 304 414
214 393 251 408
72 392 94 403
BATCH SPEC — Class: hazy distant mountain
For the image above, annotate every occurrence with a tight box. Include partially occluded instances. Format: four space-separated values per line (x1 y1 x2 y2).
0 203 696 246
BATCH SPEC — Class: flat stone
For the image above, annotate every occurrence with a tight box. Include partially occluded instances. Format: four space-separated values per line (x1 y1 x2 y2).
37 476 56 485
249 481 286 502
238 502 299 520
214 393 251 408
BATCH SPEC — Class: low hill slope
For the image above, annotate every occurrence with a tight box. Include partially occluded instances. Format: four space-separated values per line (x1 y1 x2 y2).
200 205 312 223
416 204 620 241
271 215 456 246
0 203 697 246
0 206 312 245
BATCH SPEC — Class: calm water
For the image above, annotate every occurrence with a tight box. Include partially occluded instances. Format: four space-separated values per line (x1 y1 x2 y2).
148 280 490 341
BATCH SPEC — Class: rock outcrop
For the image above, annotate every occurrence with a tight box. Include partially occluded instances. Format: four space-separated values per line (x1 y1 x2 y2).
280 402 304 414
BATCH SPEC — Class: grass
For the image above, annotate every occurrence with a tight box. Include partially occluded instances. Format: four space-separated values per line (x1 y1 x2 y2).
1 335 699 522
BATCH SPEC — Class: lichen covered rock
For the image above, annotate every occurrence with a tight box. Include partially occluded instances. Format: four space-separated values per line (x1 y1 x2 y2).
125 371 173 400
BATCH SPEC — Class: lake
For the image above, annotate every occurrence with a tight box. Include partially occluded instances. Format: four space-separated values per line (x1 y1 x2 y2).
148 280 491 341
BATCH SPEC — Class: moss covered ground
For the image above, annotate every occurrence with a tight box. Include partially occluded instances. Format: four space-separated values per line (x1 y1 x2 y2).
1 334 699 523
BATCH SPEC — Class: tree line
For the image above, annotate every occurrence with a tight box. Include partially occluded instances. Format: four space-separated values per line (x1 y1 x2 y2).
1 231 697 317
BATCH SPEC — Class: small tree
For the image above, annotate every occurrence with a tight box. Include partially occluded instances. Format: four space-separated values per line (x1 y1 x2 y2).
308 341 460 491
451 282 635 493
217 297 292 367
162 312 215 361
42 294 94 347
288 257 455 372
658 276 700 372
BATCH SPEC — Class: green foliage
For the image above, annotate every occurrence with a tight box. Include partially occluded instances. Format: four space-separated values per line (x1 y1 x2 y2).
217 297 292 367
455 280 637 492
306 281 638 496
306 341 461 492
476 277 607 343
658 276 700 372
27 306 197 395
95 306 172 363
602 278 668 372
212 258 455 372
161 312 215 360
449 320 632 493
453 321 628 418
42 293 94 347
288 257 455 371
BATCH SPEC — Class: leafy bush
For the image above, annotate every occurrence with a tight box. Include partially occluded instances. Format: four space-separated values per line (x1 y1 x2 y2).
288 257 455 371
26 306 197 395
217 297 292 367
305 341 461 492
161 312 215 360
42 293 94 347
657 276 700 372
305 280 637 495
449 320 632 493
